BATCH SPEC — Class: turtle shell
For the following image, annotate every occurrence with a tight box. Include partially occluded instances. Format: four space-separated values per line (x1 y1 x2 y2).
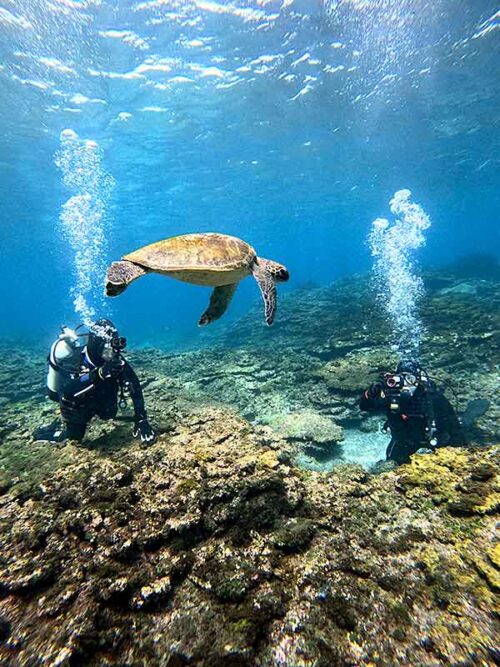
123 233 256 283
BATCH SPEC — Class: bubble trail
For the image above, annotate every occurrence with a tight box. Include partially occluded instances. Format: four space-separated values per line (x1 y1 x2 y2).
368 189 431 359
55 129 114 324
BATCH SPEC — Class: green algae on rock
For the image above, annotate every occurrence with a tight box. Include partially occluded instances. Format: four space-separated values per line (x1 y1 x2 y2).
0 406 498 666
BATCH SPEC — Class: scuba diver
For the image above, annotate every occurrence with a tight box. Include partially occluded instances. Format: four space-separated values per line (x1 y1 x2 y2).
34 319 156 445
359 360 467 464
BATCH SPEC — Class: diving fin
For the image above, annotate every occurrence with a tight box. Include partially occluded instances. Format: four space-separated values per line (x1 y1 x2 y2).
33 419 67 443
461 398 490 427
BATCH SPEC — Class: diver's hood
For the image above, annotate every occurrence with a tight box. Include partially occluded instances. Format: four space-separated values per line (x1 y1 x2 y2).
87 319 119 362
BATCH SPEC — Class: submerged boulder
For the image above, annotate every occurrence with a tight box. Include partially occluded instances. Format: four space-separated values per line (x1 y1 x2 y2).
316 348 397 393
263 409 343 445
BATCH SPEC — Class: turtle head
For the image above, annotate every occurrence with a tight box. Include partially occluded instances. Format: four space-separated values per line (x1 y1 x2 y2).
259 258 289 283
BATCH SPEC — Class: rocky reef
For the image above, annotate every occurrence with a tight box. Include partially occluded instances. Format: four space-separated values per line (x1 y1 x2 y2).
0 413 498 666
127 267 499 459
0 266 499 665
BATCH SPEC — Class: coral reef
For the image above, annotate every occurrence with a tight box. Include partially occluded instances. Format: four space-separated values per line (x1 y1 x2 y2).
0 413 498 665
0 267 498 665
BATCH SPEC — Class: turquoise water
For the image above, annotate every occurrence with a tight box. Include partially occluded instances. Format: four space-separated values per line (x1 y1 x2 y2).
0 0 499 347
295 428 390 471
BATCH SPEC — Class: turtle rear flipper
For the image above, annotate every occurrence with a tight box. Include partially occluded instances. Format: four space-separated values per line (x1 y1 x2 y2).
105 261 148 296
199 283 238 326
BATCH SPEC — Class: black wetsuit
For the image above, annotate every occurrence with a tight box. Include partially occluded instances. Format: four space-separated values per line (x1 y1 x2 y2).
53 349 147 441
359 382 467 464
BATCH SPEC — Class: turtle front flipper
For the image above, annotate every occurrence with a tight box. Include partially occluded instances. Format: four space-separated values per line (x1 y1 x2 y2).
105 261 148 297
199 283 238 326
252 260 277 325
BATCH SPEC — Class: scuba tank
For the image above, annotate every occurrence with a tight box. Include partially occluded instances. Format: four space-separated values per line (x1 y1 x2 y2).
46 326 83 400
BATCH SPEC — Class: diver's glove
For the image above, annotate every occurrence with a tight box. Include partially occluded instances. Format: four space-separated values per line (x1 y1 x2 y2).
98 357 123 380
133 418 156 445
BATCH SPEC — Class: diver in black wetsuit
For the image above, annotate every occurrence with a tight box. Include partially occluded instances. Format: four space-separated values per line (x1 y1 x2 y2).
359 360 467 465
34 319 155 445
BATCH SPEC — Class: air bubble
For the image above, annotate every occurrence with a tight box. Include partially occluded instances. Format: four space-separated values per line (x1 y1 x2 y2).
55 130 115 324
368 189 431 359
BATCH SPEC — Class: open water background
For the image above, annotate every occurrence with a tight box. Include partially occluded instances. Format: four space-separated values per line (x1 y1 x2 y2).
0 0 499 349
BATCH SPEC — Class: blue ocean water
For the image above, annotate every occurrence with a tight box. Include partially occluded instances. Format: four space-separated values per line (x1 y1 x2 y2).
1 6 500 663
0 0 499 349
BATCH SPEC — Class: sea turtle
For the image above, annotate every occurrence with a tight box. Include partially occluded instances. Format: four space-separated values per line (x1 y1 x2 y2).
105 233 289 326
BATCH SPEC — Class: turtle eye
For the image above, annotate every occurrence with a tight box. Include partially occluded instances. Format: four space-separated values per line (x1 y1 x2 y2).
277 267 289 282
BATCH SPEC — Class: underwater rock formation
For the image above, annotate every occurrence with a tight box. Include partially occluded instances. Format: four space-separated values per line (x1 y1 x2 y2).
0 266 498 665
0 409 498 666
263 409 342 441
207 269 500 446
1 268 498 477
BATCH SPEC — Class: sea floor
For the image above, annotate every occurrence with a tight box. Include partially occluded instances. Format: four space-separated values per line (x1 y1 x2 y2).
0 263 499 665
296 427 390 472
